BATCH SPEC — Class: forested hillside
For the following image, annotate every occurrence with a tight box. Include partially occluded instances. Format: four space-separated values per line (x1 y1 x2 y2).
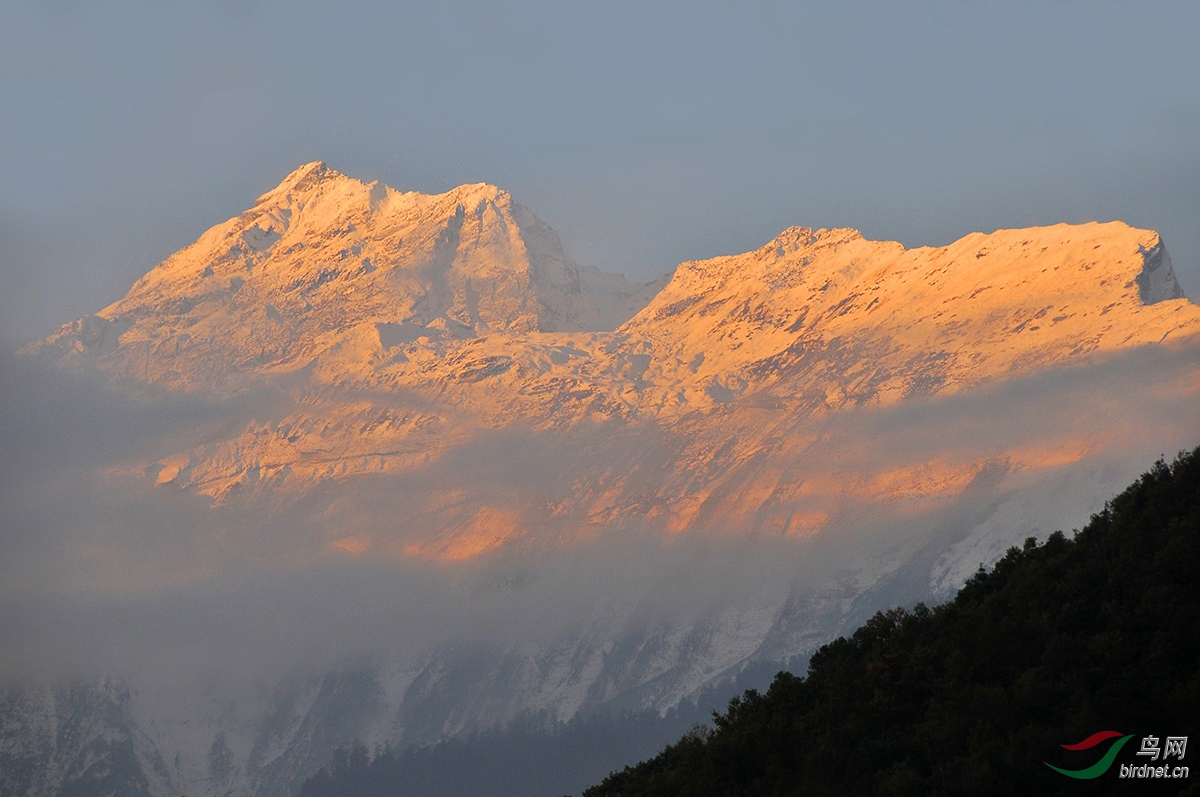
586 447 1200 796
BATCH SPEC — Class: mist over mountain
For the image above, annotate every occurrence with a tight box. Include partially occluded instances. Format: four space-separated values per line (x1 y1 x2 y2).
293 448 1200 796
582 447 1200 796
3 163 1199 797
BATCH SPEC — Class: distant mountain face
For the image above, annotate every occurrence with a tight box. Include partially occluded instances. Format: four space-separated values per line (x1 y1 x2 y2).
25 162 661 394
22 167 1199 533
29 166 1192 411
11 163 1200 797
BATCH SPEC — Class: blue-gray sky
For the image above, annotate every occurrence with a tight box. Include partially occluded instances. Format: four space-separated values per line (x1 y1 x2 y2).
3 0 1199 342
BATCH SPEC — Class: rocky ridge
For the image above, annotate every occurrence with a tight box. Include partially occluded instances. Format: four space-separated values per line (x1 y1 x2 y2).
26 162 661 395
24 168 1199 553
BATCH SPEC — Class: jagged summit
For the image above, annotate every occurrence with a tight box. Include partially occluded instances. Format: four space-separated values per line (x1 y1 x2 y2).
619 221 1196 409
25 163 659 392
19 176 1200 505
729 221 1185 305
258 159 334 197
258 160 505 206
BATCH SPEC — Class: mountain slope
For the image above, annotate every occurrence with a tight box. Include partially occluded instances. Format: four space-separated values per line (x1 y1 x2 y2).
24 162 660 394
9 163 1200 797
0 680 169 797
621 222 1192 411
584 446 1200 797
25 201 1200 510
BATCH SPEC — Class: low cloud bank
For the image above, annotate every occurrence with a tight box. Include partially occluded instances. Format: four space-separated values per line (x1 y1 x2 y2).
1 341 1197 692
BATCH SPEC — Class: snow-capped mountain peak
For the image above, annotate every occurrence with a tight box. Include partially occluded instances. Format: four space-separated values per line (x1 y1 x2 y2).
25 164 659 393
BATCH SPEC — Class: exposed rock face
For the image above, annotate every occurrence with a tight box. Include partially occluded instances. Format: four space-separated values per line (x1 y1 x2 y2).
0 672 392 797
12 163 1200 797
31 194 1199 524
19 168 1200 549
623 223 1196 404
25 162 660 394
0 680 168 797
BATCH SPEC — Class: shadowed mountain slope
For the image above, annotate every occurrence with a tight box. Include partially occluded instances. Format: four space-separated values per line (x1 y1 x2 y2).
584 446 1200 796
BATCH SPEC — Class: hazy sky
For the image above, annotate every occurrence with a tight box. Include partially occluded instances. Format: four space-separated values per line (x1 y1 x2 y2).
3 0 1200 342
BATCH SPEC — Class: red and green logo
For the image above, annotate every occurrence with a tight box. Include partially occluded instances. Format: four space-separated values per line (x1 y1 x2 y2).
1045 731 1134 779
